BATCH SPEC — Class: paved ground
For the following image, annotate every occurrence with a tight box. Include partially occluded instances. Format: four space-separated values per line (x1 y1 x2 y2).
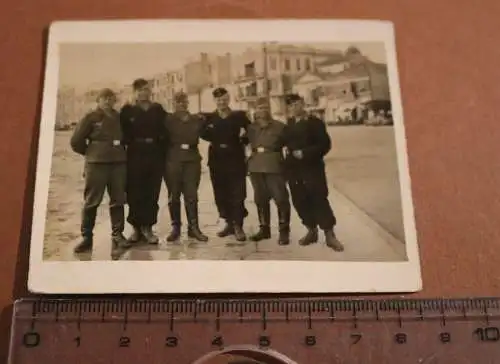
326 125 405 242
42 125 408 262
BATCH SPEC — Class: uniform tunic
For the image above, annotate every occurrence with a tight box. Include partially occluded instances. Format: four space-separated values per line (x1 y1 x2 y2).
247 119 289 202
120 102 167 227
200 110 250 225
70 107 127 237
284 115 337 230
247 119 290 231
164 112 206 206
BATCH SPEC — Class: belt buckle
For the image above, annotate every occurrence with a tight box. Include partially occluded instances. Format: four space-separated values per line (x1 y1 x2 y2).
257 147 265 153
220 144 228 148
112 140 120 146
181 144 189 150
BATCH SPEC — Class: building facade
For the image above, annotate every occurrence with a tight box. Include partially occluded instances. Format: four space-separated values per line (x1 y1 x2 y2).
293 48 391 124
231 43 345 120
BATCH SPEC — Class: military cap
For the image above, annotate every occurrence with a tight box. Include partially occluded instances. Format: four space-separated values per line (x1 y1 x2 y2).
212 87 228 98
174 91 188 101
96 88 116 101
285 93 303 105
132 78 149 90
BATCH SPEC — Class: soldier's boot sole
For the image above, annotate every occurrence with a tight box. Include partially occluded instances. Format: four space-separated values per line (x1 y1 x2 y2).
249 228 271 242
325 230 344 252
298 229 318 246
127 230 143 244
73 238 93 254
217 225 234 238
166 228 181 242
278 231 290 246
142 233 159 245
110 234 132 260
234 227 247 242
187 229 209 242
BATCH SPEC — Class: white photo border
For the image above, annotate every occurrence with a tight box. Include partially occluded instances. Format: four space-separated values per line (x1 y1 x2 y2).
28 19 422 294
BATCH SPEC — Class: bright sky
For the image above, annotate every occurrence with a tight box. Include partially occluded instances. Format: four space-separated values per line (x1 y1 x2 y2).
58 42 387 89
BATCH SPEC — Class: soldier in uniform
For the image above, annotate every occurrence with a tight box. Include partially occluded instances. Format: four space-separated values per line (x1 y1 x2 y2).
283 93 344 251
200 87 250 242
163 91 208 242
120 78 167 244
246 97 291 245
69 88 129 257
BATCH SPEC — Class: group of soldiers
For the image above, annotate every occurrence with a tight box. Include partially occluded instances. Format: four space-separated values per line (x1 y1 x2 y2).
69 78 344 260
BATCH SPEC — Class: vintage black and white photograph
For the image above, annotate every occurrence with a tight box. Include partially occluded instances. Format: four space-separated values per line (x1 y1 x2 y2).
28 19 421 294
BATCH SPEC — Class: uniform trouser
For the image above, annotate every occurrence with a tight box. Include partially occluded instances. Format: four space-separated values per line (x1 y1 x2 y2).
126 157 163 227
164 160 201 226
81 162 127 238
287 167 336 231
208 163 248 226
249 172 291 232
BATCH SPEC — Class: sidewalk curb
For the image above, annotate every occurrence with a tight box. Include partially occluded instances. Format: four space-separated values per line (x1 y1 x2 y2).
329 184 407 260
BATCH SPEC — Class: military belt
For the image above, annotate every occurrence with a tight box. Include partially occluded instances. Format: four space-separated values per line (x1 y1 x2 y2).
176 144 197 150
212 143 239 149
91 140 122 146
132 138 160 144
252 147 280 153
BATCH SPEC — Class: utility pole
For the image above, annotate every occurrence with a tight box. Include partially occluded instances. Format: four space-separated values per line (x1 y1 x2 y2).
262 42 271 106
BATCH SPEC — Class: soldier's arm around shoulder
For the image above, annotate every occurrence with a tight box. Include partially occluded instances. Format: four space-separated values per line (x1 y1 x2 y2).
236 110 251 145
199 112 214 142
70 111 95 155
155 103 169 142
275 121 289 149
302 116 332 160
119 104 132 145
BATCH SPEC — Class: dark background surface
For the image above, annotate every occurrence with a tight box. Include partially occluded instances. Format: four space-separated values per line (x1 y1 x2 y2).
1 0 500 362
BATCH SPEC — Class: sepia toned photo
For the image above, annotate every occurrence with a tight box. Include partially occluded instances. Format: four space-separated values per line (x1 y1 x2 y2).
28 19 421 294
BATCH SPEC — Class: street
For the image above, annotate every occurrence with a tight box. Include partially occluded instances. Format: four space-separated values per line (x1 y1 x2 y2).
42 125 407 262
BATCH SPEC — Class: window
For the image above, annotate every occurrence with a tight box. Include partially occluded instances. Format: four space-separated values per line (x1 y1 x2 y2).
296 58 301 71
284 58 291 71
269 56 277 70
244 62 256 77
246 82 257 97
305 58 311 71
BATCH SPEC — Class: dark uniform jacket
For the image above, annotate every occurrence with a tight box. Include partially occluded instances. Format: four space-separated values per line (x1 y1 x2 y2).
200 110 251 167
164 112 206 162
70 107 126 163
119 102 167 158
284 115 331 170
247 119 287 174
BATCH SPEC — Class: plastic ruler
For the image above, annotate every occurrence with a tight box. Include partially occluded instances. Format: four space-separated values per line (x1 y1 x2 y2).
7 297 500 363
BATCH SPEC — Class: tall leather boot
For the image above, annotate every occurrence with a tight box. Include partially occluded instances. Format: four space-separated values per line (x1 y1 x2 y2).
74 207 97 254
324 228 344 252
110 206 131 258
217 220 234 237
277 203 291 246
299 226 318 246
249 204 271 242
166 201 181 242
186 201 208 242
